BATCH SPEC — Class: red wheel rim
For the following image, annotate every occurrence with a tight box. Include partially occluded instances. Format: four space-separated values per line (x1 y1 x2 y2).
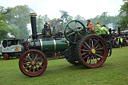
4 54 9 60
19 49 47 77
79 35 107 68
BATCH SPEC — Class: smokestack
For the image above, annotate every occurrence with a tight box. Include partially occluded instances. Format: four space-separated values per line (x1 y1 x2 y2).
30 13 37 40
118 26 120 36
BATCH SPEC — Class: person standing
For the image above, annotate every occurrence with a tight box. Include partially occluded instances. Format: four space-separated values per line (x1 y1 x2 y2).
94 22 102 35
101 25 109 34
118 36 123 48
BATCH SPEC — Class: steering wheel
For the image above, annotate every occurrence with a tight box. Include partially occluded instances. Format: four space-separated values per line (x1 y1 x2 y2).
64 20 86 44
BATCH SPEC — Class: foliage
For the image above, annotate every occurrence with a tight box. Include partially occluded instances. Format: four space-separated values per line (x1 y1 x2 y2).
90 12 119 30
59 11 119 31
0 8 12 41
123 0 128 2
8 24 19 38
60 10 69 22
0 14 7 21
118 1 128 30
0 20 19 41
0 5 32 40
0 5 51 40
0 21 9 41
5 5 31 39
0 47 128 85
74 15 86 26
49 18 62 33
36 15 44 33
36 15 50 33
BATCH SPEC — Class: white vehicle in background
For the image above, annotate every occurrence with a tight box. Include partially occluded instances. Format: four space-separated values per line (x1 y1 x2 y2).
0 39 22 60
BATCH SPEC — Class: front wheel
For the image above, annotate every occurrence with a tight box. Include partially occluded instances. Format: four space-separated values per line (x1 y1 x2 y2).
19 49 47 77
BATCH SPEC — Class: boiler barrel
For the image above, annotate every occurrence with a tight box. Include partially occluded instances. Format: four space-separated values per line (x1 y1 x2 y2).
29 38 70 52
41 38 69 52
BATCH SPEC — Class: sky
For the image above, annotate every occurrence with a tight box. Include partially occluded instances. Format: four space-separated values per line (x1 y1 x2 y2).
0 0 124 19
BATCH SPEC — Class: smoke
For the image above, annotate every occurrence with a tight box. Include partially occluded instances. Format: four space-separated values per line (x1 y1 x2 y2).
27 23 32 36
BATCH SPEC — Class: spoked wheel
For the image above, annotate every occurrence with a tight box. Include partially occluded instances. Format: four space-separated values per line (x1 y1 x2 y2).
64 20 86 44
77 35 107 68
19 49 47 77
3 54 9 60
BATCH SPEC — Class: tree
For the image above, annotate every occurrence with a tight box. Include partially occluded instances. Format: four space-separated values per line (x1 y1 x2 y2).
0 7 18 41
8 24 19 38
59 10 76 31
0 21 9 41
74 15 86 26
118 1 128 30
90 12 119 30
49 18 61 33
123 0 128 2
36 15 50 33
36 15 44 33
60 10 69 22
6 5 31 39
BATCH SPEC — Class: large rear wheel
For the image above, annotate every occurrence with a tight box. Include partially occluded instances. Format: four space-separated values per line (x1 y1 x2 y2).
77 35 108 68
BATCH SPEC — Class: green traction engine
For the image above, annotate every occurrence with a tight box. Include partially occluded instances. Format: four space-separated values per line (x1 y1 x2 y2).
19 13 112 77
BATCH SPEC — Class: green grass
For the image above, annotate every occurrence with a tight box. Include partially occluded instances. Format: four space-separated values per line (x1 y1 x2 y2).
0 47 128 85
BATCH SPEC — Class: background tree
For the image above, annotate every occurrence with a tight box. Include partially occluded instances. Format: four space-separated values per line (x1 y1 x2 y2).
49 18 61 33
36 14 50 33
6 5 32 39
90 12 119 30
118 1 128 30
60 10 69 31
123 0 128 2
0 6 16 41
74 15 86 26
0 21 9 41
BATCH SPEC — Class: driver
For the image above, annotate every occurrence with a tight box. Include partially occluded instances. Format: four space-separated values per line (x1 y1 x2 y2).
85 19 94 33
42 22 51 37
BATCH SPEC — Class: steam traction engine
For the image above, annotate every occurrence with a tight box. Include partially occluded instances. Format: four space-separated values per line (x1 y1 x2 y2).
19 13 112 77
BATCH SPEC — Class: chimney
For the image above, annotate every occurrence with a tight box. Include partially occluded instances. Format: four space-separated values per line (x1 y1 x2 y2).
30 13 37 40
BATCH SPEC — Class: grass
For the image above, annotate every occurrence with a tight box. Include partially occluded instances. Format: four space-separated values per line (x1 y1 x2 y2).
0 47 128 85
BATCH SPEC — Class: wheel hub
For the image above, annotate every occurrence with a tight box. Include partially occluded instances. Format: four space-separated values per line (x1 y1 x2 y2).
91 49 96 54
31 61 36 65
75 30 78 34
